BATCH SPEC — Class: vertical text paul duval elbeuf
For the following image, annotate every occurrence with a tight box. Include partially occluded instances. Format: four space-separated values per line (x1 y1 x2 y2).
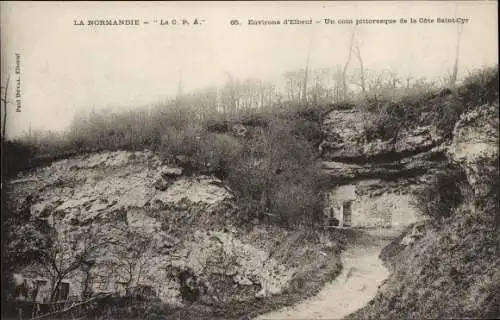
15 53 21 112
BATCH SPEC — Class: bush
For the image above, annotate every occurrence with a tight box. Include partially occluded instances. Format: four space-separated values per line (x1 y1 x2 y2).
143 299 174 320
412 166 473 219
1 139 35 179
363 100 419 142
433 66 499 139
225 117 323 228
159 123 204 159
361 66 499 142
458 66 499 109
291 116 323 147
196 133 243 177
4 95 328 229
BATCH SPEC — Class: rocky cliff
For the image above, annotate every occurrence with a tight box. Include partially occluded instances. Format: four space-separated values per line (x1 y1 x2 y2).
318 103 449 229
6 150 341 312
347 101 499 319
448 103 499 197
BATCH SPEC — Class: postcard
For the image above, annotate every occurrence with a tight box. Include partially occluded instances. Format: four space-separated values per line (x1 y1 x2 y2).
1 2 498 320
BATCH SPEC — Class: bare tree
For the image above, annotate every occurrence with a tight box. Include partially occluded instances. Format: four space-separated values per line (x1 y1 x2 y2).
284 70 304 103
112 231 153 289
40 227 108 302
310 68 330 104
342 31 356 100
193 85 219 117
352 38 366 94
388 71 401 89
450 23 464 86
259 80 266 109
333 65 343 102
1 73 11 139
302 37 313 105
404 75 413 89
224 72 239 113
176 69 184 100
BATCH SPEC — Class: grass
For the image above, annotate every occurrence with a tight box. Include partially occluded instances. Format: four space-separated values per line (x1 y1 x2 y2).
2 66 498 231
1 65 498 320
2 101 327 228
348 154 499 319
360 66 498 142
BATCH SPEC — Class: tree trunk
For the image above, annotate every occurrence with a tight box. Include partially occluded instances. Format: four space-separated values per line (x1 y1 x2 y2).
302 41 311 105
2 73 10 139
302 68 308 104
342 32 355 100
450 24 463 86
177 70 183 99
50 276 62 302
355 44 366 94
260 82 265 109
81 270 91 298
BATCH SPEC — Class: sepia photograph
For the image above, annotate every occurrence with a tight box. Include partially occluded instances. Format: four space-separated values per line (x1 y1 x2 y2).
1 1 498 319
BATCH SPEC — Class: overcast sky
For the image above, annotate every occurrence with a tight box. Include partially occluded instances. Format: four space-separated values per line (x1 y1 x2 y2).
1 1 498 138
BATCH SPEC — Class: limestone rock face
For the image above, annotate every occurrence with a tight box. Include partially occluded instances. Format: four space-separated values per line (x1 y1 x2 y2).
321 108 443 160
7 150 297 306
448 103 499 197
320 101 498 230
319 107 446 229
321 109 367 158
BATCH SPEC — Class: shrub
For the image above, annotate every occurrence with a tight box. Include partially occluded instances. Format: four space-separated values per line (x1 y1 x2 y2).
225 117 323 228
291 116 323 147
206 119 230 133
458 66 499 109
412 165 473 219
361 66 499 142
240 112 271 127
471 155 499 219
4 91 330 229
363 100 418 142
1 139 35 179
159 122 204 159
432 66 499 139
195 133 244 177
143 303 171 320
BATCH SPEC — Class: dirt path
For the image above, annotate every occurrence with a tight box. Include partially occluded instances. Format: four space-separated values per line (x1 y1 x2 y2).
256 228 401 320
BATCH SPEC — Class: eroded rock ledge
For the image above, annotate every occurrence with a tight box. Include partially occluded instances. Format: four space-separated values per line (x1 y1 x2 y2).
8 150 340 308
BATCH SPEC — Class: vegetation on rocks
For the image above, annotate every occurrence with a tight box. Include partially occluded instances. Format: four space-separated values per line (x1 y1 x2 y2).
347 73 499 319
1 65 498 319
361 66 498 143
348 162 499 319
3 101 326 228
1 149 344 319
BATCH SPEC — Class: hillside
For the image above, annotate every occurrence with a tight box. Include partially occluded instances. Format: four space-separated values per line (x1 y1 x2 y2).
347 102 499 319
2 150 343 319
1 66 498 319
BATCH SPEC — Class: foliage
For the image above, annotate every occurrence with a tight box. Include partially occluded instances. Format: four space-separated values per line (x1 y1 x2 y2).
2 138 36 179
224 116 323 227
143 298 173 320
349 157 499 320
1 187 52 306
458 66 499 108
4 66 497 229
412 165 472 219
362 65 499 142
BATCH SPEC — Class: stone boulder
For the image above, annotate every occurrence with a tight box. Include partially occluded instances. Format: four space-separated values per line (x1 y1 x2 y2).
154 166 183 191
8 150 298 307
